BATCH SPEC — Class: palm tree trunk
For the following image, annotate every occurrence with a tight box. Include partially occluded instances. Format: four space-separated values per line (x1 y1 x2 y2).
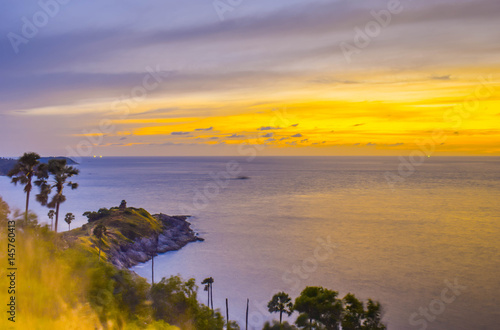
226 298 229 328
55 202 60 233
280 310 283 324
25 189 30 226
246 299 249 330
210 284 214 311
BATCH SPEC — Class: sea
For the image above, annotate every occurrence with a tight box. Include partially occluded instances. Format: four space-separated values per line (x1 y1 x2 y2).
0 156 499 329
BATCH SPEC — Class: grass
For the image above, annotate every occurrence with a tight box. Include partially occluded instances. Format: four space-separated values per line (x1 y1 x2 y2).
62 207 164 262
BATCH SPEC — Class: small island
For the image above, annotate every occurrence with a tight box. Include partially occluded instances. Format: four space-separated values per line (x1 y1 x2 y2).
63 201 203 269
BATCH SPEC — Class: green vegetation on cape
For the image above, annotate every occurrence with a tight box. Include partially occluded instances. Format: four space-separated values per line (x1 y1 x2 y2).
63 202 202 269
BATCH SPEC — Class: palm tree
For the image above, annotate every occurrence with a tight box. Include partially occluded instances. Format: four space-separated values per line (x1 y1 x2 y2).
93 224 107 261
151 232 159 285
64 213 75 230
203 283 210 308
201 277 214 311
8 152 47 225
36 159 79 233
48 210 55 230
268 292 294 324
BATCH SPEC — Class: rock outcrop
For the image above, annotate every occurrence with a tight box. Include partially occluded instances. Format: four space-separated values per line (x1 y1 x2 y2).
108 214 203 269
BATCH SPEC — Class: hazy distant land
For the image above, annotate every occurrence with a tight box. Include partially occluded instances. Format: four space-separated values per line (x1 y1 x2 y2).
0 157 78 176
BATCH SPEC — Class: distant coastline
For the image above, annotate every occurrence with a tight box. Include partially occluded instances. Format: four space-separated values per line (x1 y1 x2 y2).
0 156 78 176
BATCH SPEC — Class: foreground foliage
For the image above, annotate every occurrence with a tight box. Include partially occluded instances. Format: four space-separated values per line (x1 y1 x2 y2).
0 197 230 329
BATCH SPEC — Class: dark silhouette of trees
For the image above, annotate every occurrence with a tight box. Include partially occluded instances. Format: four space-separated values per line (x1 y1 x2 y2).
293 287 386 330
342 293 364 329
294 286 343 329
83 208 111 222
339 294 386 330
8 152 47 225
362 299 385 330
268 292 294 324
93 224 107 261
65 212 75 230
201 277 214 311
36 159 79 232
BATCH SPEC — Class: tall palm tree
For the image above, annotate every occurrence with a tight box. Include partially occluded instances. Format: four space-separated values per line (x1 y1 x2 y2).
93 224 107 261
36 159 79 233
64 212 75 230
48 210 55 230
267 292 294 324
8 152 47 225
151 232 159 285
203 283 210 308
202 277 215 311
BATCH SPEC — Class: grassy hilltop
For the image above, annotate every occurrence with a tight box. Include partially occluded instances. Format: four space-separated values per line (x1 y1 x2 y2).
62 204 201 268
64 207 161 249
63 206 161 263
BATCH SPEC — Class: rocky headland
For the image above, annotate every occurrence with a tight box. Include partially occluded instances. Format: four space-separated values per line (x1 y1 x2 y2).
109 213 203 269
63 205 203 269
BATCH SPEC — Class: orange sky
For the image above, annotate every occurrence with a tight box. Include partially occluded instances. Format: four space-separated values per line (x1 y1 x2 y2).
1 0 499 156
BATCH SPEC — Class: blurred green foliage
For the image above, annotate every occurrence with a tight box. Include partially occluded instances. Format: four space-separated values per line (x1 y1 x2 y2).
0 197 231 330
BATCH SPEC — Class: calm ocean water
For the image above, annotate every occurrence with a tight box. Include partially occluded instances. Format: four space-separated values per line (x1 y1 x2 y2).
1 156 499 329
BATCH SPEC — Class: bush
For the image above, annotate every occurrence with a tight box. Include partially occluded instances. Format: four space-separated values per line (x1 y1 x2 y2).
151 275 232 329
83 208 112 222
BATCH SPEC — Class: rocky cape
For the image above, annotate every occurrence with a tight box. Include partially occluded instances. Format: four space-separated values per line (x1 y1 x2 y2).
109 213 203 269
64 206 203 269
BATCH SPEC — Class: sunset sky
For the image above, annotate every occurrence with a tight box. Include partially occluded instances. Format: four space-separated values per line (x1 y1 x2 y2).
1 0 499 157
